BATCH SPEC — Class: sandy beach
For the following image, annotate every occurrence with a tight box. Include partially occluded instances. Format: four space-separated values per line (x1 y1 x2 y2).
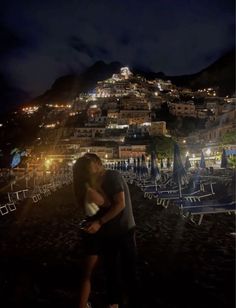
0 181 235 308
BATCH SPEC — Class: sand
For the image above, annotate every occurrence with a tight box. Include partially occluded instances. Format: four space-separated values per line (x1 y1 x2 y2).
0 181 235 308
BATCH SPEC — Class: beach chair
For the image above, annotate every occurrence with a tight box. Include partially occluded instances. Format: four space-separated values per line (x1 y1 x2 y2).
154 185 216 208
0 203 9 215
7 200 17 212
8 189 29 202
142 175 177 199
181 201 236 225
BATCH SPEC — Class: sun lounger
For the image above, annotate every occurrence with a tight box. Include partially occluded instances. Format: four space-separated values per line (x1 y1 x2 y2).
0 203 9 215
181 201 236 225
155 189 216 208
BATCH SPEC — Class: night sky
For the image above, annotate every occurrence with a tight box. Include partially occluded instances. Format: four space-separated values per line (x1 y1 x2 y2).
0 0 235 100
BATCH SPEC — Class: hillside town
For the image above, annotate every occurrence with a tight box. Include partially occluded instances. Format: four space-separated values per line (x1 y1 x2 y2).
1 66 234 170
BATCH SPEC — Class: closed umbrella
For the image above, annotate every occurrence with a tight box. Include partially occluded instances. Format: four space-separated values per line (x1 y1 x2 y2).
141 154 148 176
185 156 191 170
221 148 228 168
127 158 132 171
133 158 137 173
200 151 206 169
150 152 159 179
136 157 141 176
173 143 188 199
167 157 171 169
121 160 126 172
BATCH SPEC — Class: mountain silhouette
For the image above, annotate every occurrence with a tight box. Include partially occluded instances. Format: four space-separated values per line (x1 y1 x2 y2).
31 49 235 105
169 49 235 96
32 61 122 104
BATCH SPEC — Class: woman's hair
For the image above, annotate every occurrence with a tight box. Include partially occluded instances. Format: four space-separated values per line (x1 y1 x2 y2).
84 153 103 165
73 156 94 209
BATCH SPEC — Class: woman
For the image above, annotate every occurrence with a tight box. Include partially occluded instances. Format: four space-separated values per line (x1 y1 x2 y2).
73 156 111 308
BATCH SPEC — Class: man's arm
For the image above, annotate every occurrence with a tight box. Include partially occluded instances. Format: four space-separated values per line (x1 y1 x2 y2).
85 191 125 234
86 184 104 206
99 191 125 224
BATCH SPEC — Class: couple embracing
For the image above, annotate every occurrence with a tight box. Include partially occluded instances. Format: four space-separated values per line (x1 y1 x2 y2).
73 153 139 308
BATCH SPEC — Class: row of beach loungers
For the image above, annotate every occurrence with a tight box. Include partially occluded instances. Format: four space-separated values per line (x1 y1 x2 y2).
1 162 235 225
0 168 73 216
117 166 235 225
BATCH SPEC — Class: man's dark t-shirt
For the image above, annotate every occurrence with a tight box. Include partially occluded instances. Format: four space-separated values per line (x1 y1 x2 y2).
100 169 135 237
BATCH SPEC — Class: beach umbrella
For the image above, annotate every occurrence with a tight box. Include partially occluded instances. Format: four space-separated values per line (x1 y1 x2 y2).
167 157 171 169
185 156 191 170
221 148 228 168
127 158 132 171
173 143 188 198
141 154 148 176
121 160 126 172
133 158 137 173
11 152 22 168
200 151 206 169
117 161 121 171
10 148 27 168
150 152 160 179
136 157 141 175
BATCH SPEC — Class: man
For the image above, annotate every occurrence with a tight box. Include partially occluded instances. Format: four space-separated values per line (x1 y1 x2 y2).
83 153 138 308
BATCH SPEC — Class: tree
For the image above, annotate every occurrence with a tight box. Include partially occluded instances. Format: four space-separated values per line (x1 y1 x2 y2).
220 131 236 145
229 156 236 168
147 135 175 159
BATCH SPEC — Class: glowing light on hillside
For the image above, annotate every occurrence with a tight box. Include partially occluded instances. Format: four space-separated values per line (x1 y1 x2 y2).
69 112 78 116
22 106 39 114
46 104 72 109
45 123 56 128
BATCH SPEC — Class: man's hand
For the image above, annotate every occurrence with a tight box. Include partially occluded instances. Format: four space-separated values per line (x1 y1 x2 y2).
84 220 102 234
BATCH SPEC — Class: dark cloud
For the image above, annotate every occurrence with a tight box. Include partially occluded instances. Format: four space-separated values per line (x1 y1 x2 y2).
69 36 95 58
97 47 109 56
69 36 110 59
0 24 26 55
